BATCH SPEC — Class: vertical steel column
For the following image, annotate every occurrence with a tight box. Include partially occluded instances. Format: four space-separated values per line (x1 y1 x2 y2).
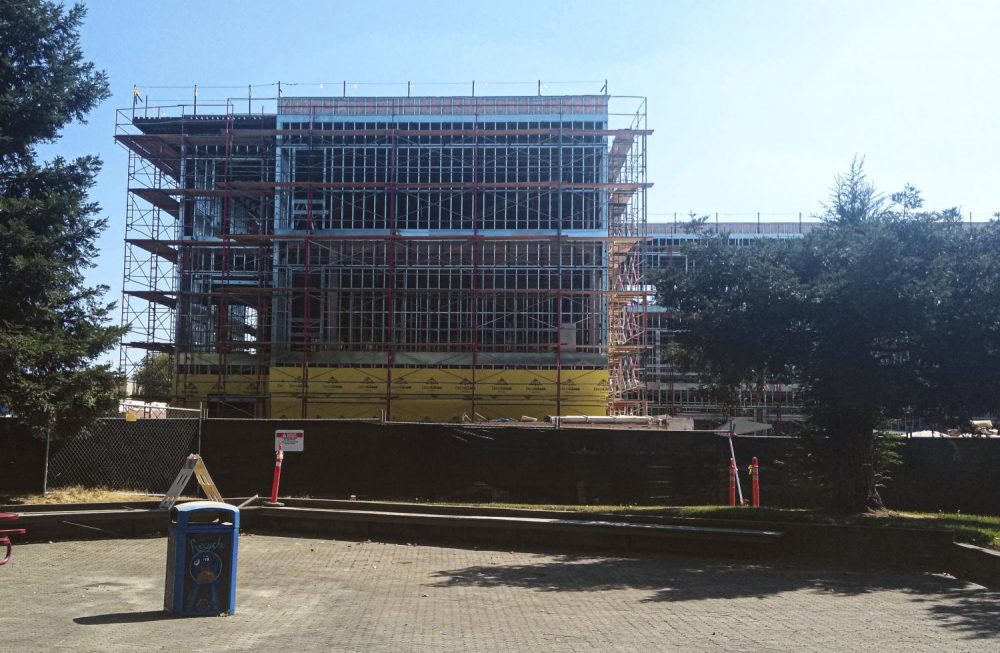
667 205 675 413
175 118 187 404
146 160 163 389
118 125 137 378
640 127 649 415
300 107 315 418
254 133 272 418
385 129 397 420
555 116 564 417
470 112 479 420
216 113 235 412
642 291 649 414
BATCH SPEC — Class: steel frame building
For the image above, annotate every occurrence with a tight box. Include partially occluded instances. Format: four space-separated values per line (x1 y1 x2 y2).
118 93 650 420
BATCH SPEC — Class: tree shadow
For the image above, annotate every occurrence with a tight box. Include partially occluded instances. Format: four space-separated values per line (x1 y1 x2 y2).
430 554 1000 639
74 610 174 625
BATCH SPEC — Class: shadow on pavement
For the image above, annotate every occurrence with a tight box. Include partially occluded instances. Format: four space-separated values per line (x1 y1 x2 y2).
431 554 1000 639
74 610 174 625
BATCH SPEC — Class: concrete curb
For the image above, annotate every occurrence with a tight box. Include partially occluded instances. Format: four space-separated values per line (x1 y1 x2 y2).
5 499 996 588
275 499 959 570
947 542 1000 588
256 505 784 559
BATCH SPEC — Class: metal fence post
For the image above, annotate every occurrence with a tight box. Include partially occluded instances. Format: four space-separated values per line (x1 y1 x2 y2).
42 425 52 496
197 402 204 456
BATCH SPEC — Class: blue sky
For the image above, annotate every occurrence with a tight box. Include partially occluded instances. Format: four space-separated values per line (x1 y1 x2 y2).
43 0 1000 333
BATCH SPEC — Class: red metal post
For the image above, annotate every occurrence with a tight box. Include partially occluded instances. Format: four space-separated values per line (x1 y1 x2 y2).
752 456 760 508
728 457 737 507
270 443 284 504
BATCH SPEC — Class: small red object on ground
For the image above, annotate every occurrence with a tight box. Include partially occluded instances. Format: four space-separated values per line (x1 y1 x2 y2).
0 512 26 566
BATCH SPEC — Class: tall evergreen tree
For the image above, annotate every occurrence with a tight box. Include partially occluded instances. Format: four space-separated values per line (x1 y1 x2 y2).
0 1 124 437
655 160 1000 512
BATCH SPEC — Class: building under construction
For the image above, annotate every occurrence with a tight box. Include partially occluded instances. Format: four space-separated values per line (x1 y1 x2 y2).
118 93 650 420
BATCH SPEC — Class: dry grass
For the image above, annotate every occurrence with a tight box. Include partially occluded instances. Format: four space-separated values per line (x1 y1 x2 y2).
4 485 164 506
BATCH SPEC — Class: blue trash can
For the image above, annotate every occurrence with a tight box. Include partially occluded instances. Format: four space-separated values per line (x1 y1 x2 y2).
164 501 240 616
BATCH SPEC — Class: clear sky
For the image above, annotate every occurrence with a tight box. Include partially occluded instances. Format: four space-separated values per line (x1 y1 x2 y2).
42 0 1000 343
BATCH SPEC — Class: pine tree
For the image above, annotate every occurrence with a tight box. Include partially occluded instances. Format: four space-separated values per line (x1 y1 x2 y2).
0 1 124 438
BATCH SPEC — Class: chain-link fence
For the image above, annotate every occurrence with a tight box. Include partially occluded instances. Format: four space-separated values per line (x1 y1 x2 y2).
47 416 200 493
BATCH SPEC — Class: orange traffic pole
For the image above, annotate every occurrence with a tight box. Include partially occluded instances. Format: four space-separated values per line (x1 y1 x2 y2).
751 456 760 508
270 442 284 504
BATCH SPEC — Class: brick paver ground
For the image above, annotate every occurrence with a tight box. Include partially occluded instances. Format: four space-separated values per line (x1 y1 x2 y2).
1 534 998 651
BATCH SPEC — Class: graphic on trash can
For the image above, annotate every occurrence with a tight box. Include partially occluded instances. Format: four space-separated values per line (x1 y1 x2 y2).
164 501 239 616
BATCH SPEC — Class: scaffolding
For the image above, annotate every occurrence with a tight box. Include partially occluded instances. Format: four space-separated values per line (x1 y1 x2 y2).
118 91 650 420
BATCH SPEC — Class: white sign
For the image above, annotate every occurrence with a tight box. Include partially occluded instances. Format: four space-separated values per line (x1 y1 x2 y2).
275 429 305 452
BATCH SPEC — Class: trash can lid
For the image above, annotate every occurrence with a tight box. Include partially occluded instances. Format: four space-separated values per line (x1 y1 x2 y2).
174 501 238 515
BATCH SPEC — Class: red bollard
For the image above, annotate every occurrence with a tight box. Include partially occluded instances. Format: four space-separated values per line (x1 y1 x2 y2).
269 442 284 504
728 457 737 506
751 456 760 508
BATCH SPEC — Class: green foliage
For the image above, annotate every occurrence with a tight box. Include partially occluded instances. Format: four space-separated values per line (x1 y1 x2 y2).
132 354 173 402
0 1 123 438
655 159 1000 512
0 2 108 163
783 424 902 495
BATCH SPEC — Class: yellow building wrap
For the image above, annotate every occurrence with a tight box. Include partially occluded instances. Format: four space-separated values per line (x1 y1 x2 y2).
175 374 263 400
182 367 608 421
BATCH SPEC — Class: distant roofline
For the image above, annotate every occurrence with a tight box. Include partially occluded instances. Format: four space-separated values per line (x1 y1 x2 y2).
279 94 610 100
647 221 819 235
278 95 610 117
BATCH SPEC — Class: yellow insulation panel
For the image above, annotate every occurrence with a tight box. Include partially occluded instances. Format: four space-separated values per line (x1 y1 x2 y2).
179 367 608 422
270 396 384 420
269 367 388 398
176 374 263 398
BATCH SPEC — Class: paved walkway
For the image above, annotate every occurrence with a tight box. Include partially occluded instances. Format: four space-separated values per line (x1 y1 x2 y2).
1 535 997 651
